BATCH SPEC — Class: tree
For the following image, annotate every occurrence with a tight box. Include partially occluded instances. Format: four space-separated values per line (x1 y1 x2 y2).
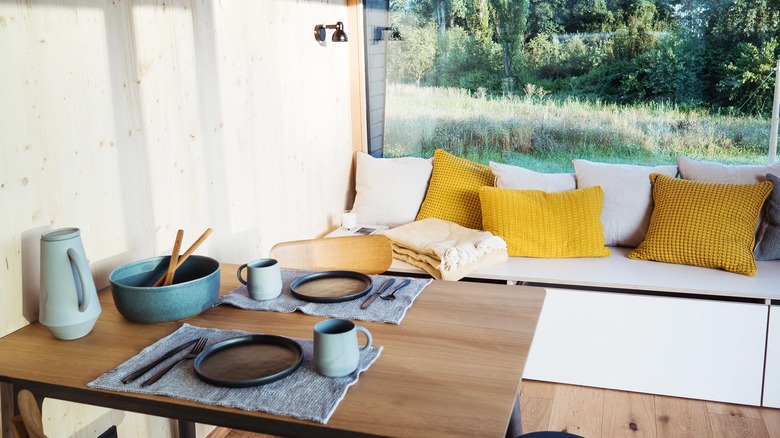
527 0 566 37
608 1 659 60
407 0 451 37
718 38 780 115
489 0 529 92
452 0 494 43
701 0 780 107
568 0 614 32
436 26 503 92
388 22 439 84
711 0 780 46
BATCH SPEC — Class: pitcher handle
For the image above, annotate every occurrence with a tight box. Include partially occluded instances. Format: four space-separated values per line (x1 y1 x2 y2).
67 247 95 312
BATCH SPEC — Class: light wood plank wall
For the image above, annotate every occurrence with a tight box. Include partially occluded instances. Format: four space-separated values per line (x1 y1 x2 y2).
0 0 359 436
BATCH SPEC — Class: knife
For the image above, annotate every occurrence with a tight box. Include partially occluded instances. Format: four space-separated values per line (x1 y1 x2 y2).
121 337 199 384
360 278 395 310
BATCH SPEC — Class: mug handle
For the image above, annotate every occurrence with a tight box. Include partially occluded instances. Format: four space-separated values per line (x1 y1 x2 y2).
356 325 372 351
237 263 249 285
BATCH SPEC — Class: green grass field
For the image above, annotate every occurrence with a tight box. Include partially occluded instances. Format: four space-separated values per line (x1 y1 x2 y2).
384 84 775 172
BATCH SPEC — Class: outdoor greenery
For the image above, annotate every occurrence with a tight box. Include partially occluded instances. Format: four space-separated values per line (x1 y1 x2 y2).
389 0 780 115
384 84 771 172
384 1 780 168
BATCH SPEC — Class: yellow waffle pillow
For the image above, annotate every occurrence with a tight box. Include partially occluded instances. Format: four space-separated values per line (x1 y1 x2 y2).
416 149 495 229
480 186 611 258
628 173 772 276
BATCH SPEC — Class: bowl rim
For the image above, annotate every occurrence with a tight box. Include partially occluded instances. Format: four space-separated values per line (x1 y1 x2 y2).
109 254 220 290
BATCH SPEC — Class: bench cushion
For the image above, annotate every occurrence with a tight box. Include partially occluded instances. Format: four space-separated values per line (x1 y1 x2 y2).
480 186 610 258
573 160 677 247
629 173 772 276
756 173 780 260
416 149 494 230
677 156 780 183
350 152 432 227
490 161 576 192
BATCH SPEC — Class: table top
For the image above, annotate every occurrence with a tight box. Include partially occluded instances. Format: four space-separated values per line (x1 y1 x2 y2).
0 264 545 437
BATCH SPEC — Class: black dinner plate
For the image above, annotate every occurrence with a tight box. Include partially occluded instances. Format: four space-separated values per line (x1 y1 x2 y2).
290 270 373 303
194 335 303 387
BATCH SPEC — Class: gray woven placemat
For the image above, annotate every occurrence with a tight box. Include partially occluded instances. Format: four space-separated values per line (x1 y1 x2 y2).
87 324 382 424
216 270 432 324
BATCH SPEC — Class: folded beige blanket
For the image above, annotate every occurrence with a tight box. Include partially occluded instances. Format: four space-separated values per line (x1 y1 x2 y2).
381 218 508 281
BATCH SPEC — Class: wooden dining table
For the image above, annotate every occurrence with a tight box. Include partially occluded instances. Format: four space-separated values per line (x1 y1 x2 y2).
0 264 545 438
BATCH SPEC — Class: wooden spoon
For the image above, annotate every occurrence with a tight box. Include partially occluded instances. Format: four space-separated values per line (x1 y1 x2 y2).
154 228 214 287
163 229 184 286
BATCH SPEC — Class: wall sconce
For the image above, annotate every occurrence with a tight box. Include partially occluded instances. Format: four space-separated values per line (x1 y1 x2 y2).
314 22 348 43
373 26 400 44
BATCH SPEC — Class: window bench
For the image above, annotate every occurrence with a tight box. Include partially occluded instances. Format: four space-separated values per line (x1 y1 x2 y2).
386 247 780 408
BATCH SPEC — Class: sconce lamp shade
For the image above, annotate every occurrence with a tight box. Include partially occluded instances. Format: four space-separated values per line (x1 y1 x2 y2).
332 22 348 42
315 21 348 43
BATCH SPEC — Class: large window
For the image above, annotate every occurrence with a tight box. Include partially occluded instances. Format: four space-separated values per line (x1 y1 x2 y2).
368 0 779 171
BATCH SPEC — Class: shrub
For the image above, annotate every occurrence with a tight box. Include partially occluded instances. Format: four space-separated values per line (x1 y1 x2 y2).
384 83 770 171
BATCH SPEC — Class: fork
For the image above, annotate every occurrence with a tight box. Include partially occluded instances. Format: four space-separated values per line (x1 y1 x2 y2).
141 337 208 387
381 279 412 300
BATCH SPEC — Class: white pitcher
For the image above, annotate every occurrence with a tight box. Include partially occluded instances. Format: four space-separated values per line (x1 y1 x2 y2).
39 228 101 340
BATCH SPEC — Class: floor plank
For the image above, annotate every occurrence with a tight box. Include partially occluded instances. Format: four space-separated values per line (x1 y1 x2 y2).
522 379 557 399
520 380 557 432
547 383 605 437
706 400 766 419
601 390 657 438
708 412 769 438
520 395 555 433
706 400 770 438
655 396 712 438
762 408 780 438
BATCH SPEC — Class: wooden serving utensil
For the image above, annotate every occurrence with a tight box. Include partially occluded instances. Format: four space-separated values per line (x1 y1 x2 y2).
163 229 184 286
154 228 214 287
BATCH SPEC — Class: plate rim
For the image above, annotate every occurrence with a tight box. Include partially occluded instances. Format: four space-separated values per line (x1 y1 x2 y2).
289 270 373 303
194 334 303 387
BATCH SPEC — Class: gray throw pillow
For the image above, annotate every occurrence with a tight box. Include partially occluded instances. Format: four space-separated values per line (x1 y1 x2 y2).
755 173 780 260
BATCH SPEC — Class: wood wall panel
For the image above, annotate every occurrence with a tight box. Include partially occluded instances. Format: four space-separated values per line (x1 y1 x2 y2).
0 0 355 436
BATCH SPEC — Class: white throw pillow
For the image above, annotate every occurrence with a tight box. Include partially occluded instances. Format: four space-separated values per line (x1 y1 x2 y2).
677 156 780 183
350 152 433 227
573 160 678 248
489 161 576 192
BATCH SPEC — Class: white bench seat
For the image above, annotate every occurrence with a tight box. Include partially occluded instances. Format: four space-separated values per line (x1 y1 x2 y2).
386 249 780 407
389 247 780 301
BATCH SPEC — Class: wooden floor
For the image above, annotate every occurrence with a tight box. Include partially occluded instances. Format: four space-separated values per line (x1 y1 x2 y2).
520 380 780 437
209 380 780 438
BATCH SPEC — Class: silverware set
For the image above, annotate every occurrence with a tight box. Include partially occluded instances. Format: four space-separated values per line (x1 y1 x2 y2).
121 337 208 387
360 277 414 308
360 278 396 309
380 278 411 301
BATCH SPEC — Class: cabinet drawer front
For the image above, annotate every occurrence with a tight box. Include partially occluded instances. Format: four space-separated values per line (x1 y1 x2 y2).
763 306 780 408
524 288 767 406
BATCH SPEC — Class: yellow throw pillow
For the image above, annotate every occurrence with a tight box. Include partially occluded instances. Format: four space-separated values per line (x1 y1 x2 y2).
628 173 772 276
480 186 611 258
416 149 495 229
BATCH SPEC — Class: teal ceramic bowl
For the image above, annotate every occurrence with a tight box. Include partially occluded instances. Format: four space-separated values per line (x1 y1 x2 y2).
109 255 221 323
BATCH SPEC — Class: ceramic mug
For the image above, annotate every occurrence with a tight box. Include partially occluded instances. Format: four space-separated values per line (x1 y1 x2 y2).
313 319 372 377
237 258 282 300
